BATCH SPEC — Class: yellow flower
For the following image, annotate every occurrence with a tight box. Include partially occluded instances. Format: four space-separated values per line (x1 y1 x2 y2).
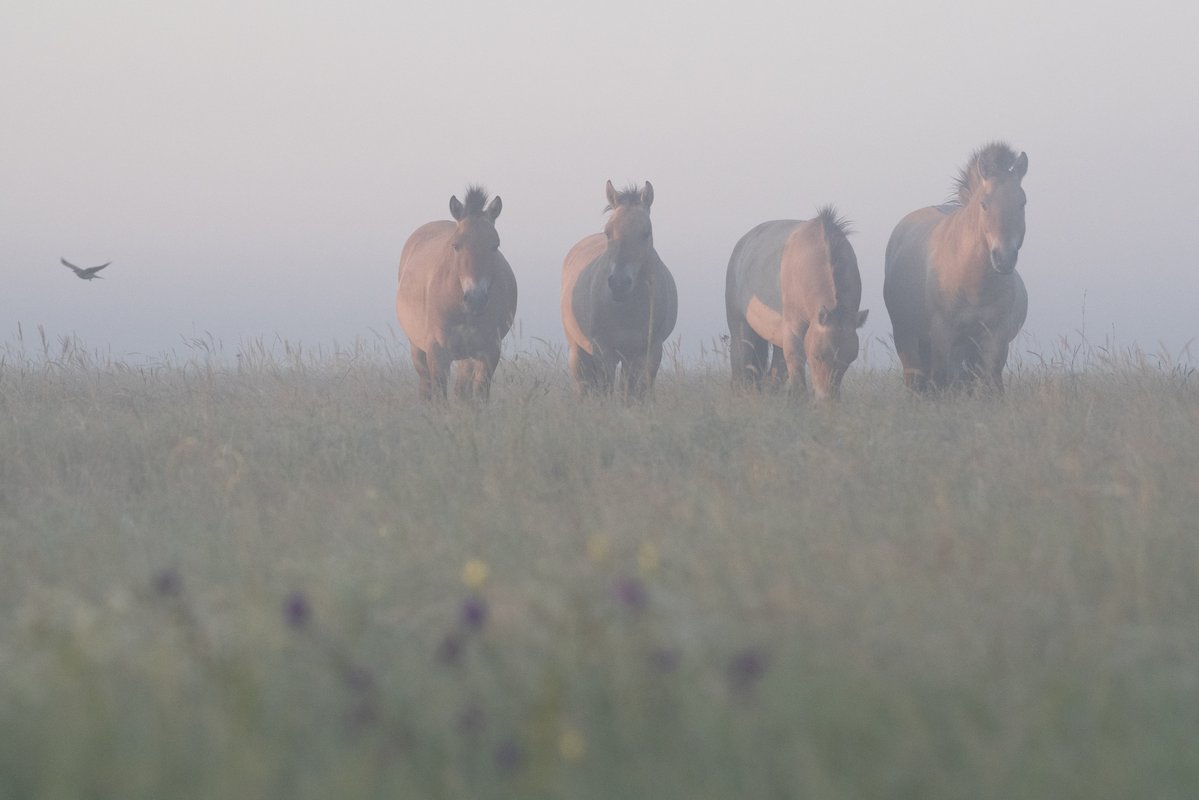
637 541 660 575
585 534 612 563
461 559 490 589
558 726 586 762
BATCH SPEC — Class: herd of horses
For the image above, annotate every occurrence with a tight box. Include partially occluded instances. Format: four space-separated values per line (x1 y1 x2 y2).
395 142 1029 402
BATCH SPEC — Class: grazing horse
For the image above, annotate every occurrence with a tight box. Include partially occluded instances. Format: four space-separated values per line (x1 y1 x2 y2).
725 207 868 399
884 143 1029 394
396 186 518 401
561 181 678 400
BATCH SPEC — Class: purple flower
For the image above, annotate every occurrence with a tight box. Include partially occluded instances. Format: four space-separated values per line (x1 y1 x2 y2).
455 702 487 736
343 698 379 734
726 648 768 693
461 595 488 630
647 646 681 673
614 577 648 612
152 567 181 598
493 739 525 774
283 591 312 630
436 633 464 666
343 664 375 693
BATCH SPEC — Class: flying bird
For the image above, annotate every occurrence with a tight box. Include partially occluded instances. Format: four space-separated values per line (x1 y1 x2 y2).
60 258 110 280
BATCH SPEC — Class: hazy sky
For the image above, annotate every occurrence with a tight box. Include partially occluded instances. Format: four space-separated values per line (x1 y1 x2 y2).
4 2 1196 364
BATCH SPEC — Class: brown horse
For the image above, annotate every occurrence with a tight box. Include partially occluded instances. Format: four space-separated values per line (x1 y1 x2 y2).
561 181 678 400
396 186 518 401
884 143 1029 394
725 207 868 399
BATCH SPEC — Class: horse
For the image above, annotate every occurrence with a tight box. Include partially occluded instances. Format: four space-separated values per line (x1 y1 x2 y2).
561 181 678 400
725 207 868 400
884 142 1029 394
396 186 518 401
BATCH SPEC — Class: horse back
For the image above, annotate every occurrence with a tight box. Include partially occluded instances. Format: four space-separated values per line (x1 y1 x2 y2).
561 234 608 354
883 206 947 333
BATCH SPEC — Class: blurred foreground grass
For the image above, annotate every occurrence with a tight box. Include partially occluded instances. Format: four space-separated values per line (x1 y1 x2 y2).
1 331 1197 799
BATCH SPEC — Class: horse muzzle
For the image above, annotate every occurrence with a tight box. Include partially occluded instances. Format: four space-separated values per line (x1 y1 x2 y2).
463 287 489 315
990 248 1018 275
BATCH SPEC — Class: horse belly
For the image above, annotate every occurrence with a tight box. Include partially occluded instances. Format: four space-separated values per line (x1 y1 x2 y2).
745 295 787 347
443 322 496 360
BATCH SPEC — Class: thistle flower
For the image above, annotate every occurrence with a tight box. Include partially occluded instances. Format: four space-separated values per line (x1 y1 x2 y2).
494 739 525 774
343 664 375 693
343 698 379 734
726 648 768 693
614 576 648 612
647 646 681 673
436 632 465 666
283 591 312 630
455 702 486 736
152 567 182 598
461 594 488 630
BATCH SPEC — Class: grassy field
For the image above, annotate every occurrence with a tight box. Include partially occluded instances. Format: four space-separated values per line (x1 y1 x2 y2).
1 330 1197 799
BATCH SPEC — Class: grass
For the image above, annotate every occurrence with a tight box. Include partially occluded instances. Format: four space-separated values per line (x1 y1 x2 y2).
1 328 1197 799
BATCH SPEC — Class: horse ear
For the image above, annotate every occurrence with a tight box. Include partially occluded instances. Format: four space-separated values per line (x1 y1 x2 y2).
605 180 618 209
818 305 832 326
856 309 869 328
485 195 502 222
640 181 654 209
1013 151 1028 179
449 195 464 221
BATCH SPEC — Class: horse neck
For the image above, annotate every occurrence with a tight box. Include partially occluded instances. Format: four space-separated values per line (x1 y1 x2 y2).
935 202 990 275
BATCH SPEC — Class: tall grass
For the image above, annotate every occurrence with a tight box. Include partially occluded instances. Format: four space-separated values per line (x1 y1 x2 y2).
1 330 1197 799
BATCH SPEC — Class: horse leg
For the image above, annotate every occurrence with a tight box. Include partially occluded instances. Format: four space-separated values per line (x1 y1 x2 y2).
621 353 641 403
425 344 451 401
412 345 433 401
474 344 501 401
981 339 1009 396
645 339 664 397
624 341 662 403
893 324 927 393
570 344 599 397
767 345 789 391
928 320 956 393
454 360 476 400
783 330 808 400
731 318 766 390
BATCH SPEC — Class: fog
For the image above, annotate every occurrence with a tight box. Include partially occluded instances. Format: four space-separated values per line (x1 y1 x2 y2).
4 2 1196 364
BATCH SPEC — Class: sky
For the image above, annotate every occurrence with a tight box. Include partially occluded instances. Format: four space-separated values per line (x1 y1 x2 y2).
3 1 1196 366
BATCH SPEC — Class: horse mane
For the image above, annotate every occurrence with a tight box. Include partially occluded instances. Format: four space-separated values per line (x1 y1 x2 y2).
462 185 490 216
813 205 858 319
951 141 1020 205
604 184 647 212
815 205 854 239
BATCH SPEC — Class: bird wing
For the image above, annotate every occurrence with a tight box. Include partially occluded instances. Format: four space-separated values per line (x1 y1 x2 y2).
60 257 85 275
86 262 112 274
